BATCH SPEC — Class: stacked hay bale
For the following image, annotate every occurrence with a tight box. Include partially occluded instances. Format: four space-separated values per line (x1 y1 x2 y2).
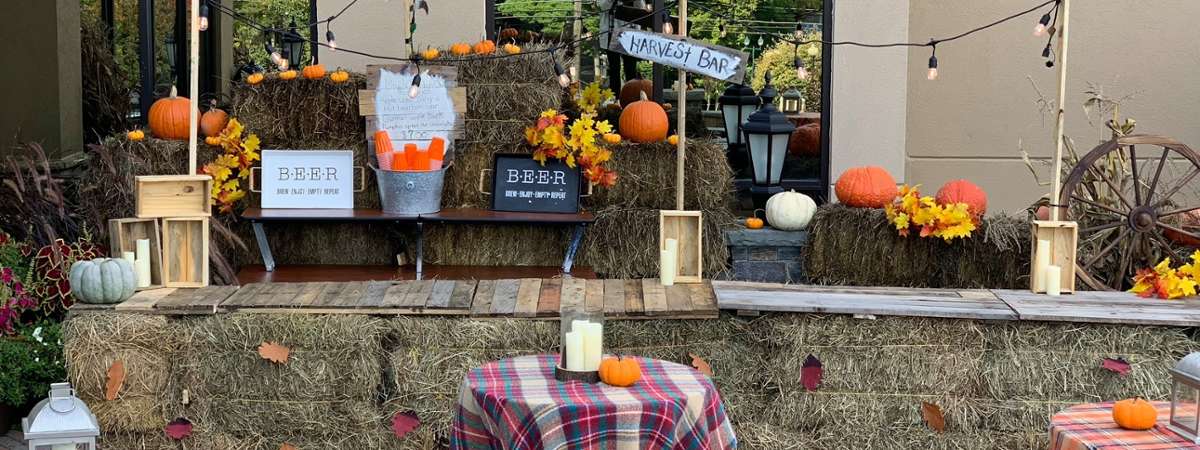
805 204 1031 288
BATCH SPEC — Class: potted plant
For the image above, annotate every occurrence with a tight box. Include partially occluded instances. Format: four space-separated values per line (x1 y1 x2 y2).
0 322 65 434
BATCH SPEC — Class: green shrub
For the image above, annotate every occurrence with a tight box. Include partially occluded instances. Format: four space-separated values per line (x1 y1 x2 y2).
750 32 823 112
0 322 66 407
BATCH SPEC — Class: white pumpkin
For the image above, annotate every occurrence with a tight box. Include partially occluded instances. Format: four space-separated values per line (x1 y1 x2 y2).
765 190 817 231
68 258 137 304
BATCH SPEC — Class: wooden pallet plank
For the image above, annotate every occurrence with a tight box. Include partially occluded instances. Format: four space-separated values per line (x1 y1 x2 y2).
603 279 625 316
688 282 717 312
295 282 330 307
664 284 694 314
331 281 371 307
490 279 521 315
402 280 435 308
381 282 414 307
716 287 1018 321
560 278 587 314
536 278 562 317
993 289 1200 326
258 282 309 307
311 282 349 307
156 285 238 314
115 288 176 312
471 280 496 316
585 279 605 312
359 281 392 308
641 279 668 315
623 279 643 316
427 280 457 308
447 280 477 309
514 279 542 318
220 283 268 307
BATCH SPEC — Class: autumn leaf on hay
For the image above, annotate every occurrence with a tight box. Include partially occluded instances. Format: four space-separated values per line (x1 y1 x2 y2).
689 353 713 376
258 341 290 364
164 417 193 440
800 354 823 391
279 443 297 450
105 360 126 401
1101 357 1132 376
392 411 421 439
921 401 946 433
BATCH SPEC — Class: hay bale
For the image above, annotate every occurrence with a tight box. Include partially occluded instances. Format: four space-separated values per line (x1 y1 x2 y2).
451 46 557 85
230 76 365 148
580 206 737 279
63 313 183 433
805 205 1030 288
589 139 735 211
465 83 562 121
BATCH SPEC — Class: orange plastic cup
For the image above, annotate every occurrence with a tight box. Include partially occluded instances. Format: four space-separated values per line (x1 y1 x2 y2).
428 137 445 170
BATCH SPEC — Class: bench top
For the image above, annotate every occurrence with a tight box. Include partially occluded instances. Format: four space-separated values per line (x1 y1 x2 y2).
242 207 594 224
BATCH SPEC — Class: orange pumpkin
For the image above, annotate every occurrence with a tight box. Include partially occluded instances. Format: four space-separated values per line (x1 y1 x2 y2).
473 39 496 54
602 133 622 145
745 217 764 229
246 72 265 85
450 42 472 56
205 136 221 146
598 356 642 387
834 166 898 208
421 47 440 60
279 70 298 80
667 135 680 146
1164 209 1200 247
200 102 229 138
788 123 821 156
330 70 351 83
148 86 195 141
302 64 326 79
935 179 988 219
126 130 145 141
619 78 653 108
503 43 521 54
618 92 669 143
1112 397 1158 430
499 27 520 41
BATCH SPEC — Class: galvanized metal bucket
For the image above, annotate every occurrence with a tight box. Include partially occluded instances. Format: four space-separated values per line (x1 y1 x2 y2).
370 160 447 215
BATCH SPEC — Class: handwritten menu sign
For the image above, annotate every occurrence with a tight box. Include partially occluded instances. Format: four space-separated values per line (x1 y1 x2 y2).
261 150 354 209
609 27 748 84
361 64 465 164
491 154 582 214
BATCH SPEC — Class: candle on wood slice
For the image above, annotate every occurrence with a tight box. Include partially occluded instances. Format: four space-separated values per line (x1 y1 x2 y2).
582 322 603 371
1044 265 1062 296
564 331 584 371
1035 239 1051 292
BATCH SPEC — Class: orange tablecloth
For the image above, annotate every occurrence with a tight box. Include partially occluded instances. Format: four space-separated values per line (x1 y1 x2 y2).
1050 401 1200 450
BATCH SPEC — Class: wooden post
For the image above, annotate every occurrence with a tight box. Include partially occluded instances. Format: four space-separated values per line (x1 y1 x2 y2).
188 0 200 174
674 0 686 210
1049 0 1069 220
573 0 582 72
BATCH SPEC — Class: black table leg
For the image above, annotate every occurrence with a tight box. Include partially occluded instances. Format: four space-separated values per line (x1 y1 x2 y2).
563 224 586 274
415 221 424 280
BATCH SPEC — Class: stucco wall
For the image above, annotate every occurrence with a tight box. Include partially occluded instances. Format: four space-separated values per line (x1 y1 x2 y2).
0 0 82 158
905 0 1200 213
316 0 486 72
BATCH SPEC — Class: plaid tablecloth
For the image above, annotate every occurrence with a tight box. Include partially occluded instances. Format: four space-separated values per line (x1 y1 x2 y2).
451 354 737 450
1050 401 1200 450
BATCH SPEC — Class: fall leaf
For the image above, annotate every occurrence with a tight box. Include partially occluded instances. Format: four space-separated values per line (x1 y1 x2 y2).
392 411 421 439
689 353 713 376
921 401 945 433
258 341 290 364
164 417 193 440
105 360 126 401
800 354 823 391
279 443 297 450
1101 357 1132 376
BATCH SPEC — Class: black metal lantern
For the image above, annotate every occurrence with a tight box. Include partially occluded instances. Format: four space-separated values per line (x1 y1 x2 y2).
718 83 759 148
165 35 177 74
781 88 804 114
741 72 795 194
283 19 305 68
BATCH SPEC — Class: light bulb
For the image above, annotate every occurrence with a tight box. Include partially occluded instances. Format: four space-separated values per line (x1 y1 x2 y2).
277 58 289 71
569 66 577 80
794 24 803 39
1034 13 1051 36
926 54 938 80
718 24 727 38
199 4 209 31
743 35 750 46
664 21 674 35
327 30 337 51
409 73 422 98
554 61 570 88
757 36 764 46
794 56 809 80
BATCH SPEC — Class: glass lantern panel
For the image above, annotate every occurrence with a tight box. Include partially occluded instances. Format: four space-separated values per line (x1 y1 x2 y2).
769 134 791 185
1174 381 1200 435
747 133 770 184
559 305 604 372
34 443 90 450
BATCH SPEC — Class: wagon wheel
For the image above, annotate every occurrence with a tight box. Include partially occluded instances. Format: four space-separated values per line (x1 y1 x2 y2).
1059 134 1200 291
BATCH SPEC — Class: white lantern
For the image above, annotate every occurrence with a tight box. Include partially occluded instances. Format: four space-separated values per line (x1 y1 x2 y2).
1170 352 1200 443
22 383 100 450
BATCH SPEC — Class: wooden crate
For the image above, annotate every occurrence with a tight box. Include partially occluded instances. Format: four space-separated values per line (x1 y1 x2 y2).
660 210 703 284
136 175 212 218
161 217 209 287
107 218 164 290
1030 220 1078 294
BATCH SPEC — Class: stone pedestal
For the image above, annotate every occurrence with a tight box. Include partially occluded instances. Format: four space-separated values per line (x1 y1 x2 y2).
725 228 808 283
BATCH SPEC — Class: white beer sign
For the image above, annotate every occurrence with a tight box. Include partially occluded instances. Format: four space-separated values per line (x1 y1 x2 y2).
261 150 355 209
609 27 748 84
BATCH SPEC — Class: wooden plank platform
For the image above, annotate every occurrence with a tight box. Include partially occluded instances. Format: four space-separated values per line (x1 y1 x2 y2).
712 281 1018 321
992 289 1200 327
237 264 598 284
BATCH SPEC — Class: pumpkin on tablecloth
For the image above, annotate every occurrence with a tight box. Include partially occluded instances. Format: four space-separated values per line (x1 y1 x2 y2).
835 166 897 208
1111 397 1157 430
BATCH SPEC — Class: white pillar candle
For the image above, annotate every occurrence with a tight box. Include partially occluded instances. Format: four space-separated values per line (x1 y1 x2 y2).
122 251 136 265
582 322 603 371
571 319 589 333
661 238 679 286
136 257 152 288
1035 239 1051 292
564 331 584 371
136 238 151 260
1044 265 1062 296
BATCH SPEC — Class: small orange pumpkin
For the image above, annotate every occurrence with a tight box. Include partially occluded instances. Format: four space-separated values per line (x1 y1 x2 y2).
126 130 145 141
746 217 764 229
667 135 680 146
618 92 669 143
499 27 520 41
246 72 265 85
199 101 229 138
473 39 496 54
302 64 326 79
205 136 221 146
1112 397 1158 430
788 122 821 157
330 70 351 83
935 179 988 219
279 70 298 80
503 43 521 54
834 166 898 208
421 47 440 60
598 356 642 387
602 133 622 145
450 42 472 56
148 86 195 141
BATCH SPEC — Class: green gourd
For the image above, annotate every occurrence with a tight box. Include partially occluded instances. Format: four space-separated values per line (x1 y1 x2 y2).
68 258 136 304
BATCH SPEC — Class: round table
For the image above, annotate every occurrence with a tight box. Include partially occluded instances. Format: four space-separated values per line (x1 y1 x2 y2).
1050 401 1200 449
450 354 737 450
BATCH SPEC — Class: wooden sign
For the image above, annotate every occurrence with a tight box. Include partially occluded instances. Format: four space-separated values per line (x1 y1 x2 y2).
608 27 748 84
490 154 582 214
360 64 466 164
261 150 355 209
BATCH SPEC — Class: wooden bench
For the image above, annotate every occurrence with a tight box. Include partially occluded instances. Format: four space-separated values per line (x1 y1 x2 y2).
242 207 595 280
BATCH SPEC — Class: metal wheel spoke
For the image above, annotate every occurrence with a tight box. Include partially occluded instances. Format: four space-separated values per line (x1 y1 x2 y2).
1157 221 1200 240
1150 233 1185 264
1154 167 1200 209
1145 147 1169 204
1084 228 1128 269
1129 145 1142 205
1070 194 1128 217
1080 221 1124 235
1115 237 1133 288
1161 206 1198 218
1086 164 1135 210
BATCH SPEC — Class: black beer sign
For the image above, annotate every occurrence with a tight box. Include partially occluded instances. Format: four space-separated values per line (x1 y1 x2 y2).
490 154 582 214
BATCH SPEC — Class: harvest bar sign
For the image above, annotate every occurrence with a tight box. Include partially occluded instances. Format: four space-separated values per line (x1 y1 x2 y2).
610 27 748 84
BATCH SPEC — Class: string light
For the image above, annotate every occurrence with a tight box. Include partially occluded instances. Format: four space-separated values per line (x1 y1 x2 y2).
742 35 749 46
663 11 674 35
554 60 570 88
926 45 938 80
718 23 727 38
326 19 337 51
409 70 422 98
1033 12 1051 36
757 35 764 46
793 17 802 39
794 53 808 80
199 4 209 31
265 39 286 70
